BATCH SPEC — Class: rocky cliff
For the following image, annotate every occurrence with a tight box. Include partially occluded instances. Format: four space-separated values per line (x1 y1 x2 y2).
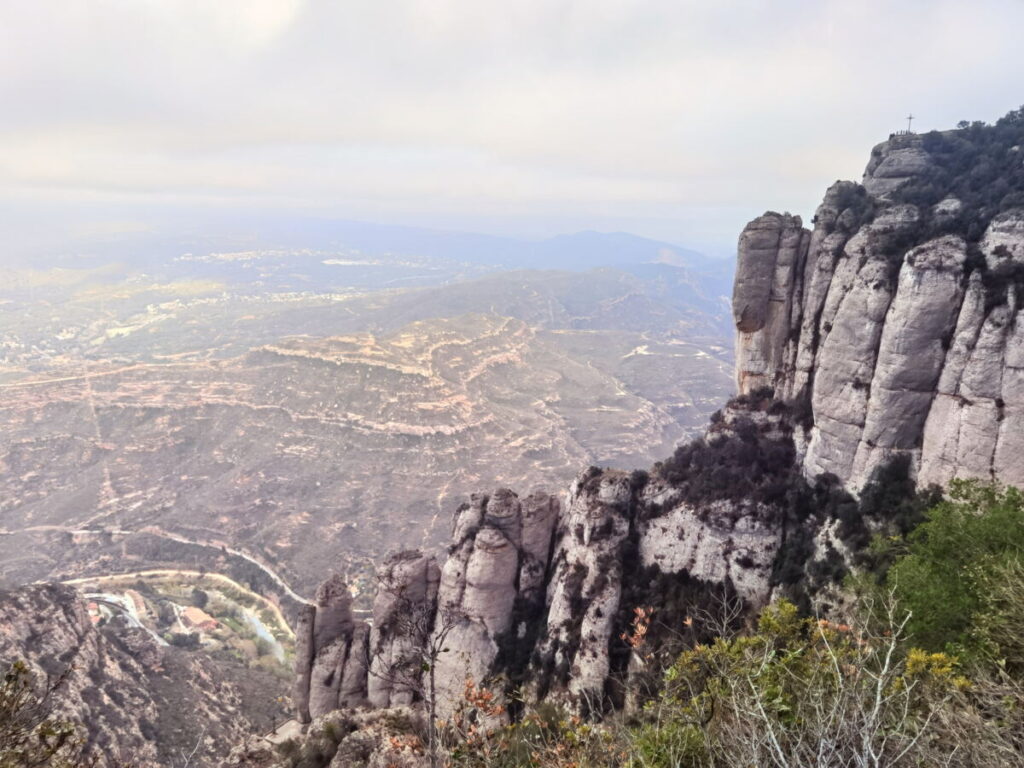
291 393 794 723
734 123 1024 492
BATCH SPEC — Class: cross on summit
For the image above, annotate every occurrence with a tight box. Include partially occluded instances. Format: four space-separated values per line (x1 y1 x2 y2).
906 113 915 132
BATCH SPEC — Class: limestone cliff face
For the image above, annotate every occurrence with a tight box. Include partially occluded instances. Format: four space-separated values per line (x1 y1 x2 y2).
734 133 1024 491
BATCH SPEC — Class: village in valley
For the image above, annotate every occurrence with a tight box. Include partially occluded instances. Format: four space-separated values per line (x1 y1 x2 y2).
76 571 294 673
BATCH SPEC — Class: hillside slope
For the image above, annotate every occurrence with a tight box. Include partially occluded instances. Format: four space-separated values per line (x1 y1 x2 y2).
0 583 287 767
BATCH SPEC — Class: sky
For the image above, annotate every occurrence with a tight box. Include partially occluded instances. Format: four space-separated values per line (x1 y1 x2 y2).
1 0 1023 257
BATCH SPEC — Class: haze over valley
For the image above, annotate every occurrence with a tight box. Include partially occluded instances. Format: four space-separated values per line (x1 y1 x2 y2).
0 222 734 602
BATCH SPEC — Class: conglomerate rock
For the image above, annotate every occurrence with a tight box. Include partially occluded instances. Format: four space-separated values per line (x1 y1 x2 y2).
733 136 1024 491
293 574 366 722
367 551 440 708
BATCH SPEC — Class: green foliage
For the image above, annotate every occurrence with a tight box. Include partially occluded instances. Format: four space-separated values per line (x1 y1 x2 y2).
884 107 1024 307
893 107 1024 235
638 599 973 767
454 596 1002 767
167 631 201 649
609 566 744 710
889 480 1024 659
656 393 797 509
444 577 1024 768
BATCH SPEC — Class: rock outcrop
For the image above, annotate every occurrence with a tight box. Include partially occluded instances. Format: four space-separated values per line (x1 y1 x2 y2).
432 489 558 719
734 132 1024 491
367 551 440 709
299 400 796 722
293 575 368 722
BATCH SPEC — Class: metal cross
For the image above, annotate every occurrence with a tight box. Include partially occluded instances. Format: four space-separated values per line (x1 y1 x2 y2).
906 113 915 132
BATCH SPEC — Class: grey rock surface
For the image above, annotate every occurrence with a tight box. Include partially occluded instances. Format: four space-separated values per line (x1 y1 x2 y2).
293 574 362 722
367 551 440 708
733 136 1024 491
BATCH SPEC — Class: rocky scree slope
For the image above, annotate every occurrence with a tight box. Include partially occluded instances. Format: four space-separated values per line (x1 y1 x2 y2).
0 583 286 767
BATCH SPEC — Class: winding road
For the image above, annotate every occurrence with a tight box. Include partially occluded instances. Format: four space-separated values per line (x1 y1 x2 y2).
2 523 312 606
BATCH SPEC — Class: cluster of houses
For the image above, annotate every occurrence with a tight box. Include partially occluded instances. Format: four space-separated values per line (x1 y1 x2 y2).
84 588 219 636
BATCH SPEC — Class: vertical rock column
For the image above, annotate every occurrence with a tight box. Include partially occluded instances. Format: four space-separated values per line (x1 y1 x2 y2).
367 551 441 708
920 210 1024 487
307 576 357 719
530 471 633 709
788 181 867 401
847 235 968 487
802 205 920 485
429 489 558 721
292 575 363 723
733 212 811 395
292 604 316 724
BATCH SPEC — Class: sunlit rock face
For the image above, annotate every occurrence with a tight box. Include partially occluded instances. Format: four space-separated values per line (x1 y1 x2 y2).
293 574 368 722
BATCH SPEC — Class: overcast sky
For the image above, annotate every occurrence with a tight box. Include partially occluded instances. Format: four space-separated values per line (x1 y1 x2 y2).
2 0 1023 256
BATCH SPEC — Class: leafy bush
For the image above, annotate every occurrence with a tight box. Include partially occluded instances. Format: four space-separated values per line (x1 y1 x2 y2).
447 702 620 768
889 480 1024 659
645 596 1019 768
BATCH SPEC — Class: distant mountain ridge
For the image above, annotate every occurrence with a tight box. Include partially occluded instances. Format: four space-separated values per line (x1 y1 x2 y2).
10 214 723 275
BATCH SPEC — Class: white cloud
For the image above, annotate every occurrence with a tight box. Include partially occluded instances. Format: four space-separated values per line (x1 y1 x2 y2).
1 0 1022 248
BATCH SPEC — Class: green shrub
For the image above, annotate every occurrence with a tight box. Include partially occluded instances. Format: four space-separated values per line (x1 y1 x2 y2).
889 480 1024 659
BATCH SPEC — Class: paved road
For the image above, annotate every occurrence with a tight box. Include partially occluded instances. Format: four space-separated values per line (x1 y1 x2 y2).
3 523 312 605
